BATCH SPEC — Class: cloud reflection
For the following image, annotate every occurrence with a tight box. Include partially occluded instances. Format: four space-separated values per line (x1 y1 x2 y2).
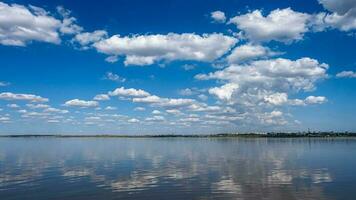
0 138 354 199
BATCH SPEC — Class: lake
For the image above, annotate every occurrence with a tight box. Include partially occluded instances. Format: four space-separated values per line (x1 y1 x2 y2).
0 137 355 199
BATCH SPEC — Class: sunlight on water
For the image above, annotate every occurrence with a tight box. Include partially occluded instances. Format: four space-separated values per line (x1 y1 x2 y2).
0 138 355 199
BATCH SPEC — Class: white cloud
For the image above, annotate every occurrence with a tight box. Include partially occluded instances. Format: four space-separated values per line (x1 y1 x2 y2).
21 111 50 118
94 94 110 101
74 30 107 46
336 71 356 78
128 118 140 123
64 99 98 107
152 110 161 115
209 83 239 101
227 44 280 63
7 104 19 108
105 55 119 63
0 2 80 46
133 95 161 103
109 87 150 97
319 0 356 15
56 6 83 34
134 107 146 111
305 96 327 104
198 94 208 101
47 119 60 123
180 117 201 122
44 107 69 114
145 115 165 122
196 57 328 126
0 116 10 122
316 12 356 32
258 110 287 125
85 116 101 121
263 93 326 106
182 64 196 71
166 109 182 115
197 58 328 94
124 55 156 66
179 88 194 96
311 0 356 32
105 106 117 110
18 109 27 114
211 11 226 23
93 33 237 65
264 93 289 106
0 81 10 86
0 92 48 102
104 72 126 82
133 95 197 108
227 3 356 43
26 104 50 109
229 8 310 43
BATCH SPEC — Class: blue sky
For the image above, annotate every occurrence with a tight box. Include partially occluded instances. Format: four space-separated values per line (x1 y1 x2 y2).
0 0 356 134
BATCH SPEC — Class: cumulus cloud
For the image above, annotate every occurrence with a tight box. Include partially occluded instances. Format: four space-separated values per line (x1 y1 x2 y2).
7 104 19 108
227 44 280 64
196 57 328 126
166 109 182 115
152 110 161 115
313 9 356 31
0 2 81 46
0 116 10 123
73 30 107 47
56 6 83 34
264 93 289 106
319 0 356 14
197 57 328 95
226 3 356 44
64 99 98 107
198 94 208 101
105 106 117 110
259 110 287 125
132 95 161 103
211 11 226 23
264 93 327 106
336 71 356 78
128 118 140 123
229 8 310 43
44 107 69 114
133 95 197 109
92 33 237 65
109 87 150 97
145 115 165 122
179 88 195 96
134 107 146 111
26 103 50 109
0 92 48 102
310 0 356 32
94 94 110 101
209 83 239 101
305 96 327 104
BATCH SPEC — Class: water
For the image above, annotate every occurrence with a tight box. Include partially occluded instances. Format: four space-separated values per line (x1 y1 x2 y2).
0 137 355 200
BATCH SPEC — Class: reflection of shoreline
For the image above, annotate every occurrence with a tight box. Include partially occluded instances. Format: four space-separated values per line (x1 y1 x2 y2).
1 132 356 138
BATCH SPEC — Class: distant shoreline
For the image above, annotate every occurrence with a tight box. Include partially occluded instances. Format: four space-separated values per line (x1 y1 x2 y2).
1 132 356 138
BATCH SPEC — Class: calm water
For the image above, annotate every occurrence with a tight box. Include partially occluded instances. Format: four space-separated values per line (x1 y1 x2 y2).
0 138 356 200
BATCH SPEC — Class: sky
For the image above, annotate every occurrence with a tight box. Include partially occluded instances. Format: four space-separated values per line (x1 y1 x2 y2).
0 0 356 135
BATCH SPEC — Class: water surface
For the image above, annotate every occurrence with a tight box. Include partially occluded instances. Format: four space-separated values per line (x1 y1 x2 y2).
0 138 355 199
